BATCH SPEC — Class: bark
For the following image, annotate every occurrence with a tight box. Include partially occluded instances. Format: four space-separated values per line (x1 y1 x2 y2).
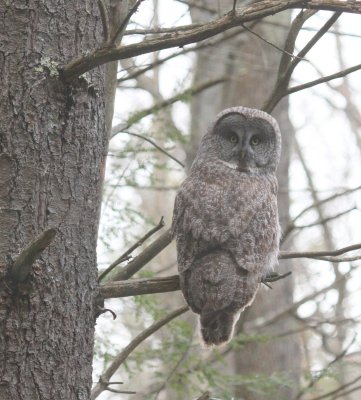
0 1 111 399
189 2 300 398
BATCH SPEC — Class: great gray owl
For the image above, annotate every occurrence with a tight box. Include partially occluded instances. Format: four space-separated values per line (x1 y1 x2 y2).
172 106 281 346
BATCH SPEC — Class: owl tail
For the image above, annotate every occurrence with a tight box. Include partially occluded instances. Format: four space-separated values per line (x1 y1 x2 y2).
200 308 235 346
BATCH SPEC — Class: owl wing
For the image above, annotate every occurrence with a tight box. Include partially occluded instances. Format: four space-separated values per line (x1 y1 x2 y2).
172 169 279 273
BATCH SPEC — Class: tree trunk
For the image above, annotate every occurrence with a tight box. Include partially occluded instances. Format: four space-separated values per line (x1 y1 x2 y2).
189 2 300 398
0 2 110 399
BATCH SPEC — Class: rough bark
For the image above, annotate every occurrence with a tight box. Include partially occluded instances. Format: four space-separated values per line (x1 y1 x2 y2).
189 2 300 398
0 1 109 399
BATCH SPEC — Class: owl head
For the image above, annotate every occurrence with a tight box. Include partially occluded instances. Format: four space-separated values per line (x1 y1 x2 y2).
194 107 282 173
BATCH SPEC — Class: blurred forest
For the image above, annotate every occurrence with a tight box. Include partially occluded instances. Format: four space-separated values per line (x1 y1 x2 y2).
94 1 361 400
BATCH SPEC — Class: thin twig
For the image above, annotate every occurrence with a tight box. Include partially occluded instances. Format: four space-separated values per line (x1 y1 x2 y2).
295 335 357 400
10 228 57 282
98 217 165 282
279 243 361 260
286 62 361 96
112 78 225 136
105 388 136 394
286 185 361 234
240 22 307 62
111 0 146 45
294 207 356 230
248 267 357 330
124 131 184 167
90 305 189 399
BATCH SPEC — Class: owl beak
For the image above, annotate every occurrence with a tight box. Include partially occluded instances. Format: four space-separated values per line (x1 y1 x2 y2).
239 149 246 159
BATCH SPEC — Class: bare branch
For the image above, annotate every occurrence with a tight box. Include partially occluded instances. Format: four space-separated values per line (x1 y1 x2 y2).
292 185 361 225
91 305 189 399
279 243 361 260
10 228 57 282
240 22 308 62
101 271 291 299
124 131 185 168
294 206 356 230
104 233 361 293
111 0 146 45
101 275 180 299
263 11 341 113
111 229 172 281
124 22 204 36
286 62 361 96
118 25 252 84
295 335 358 400
112 78 225 136
98 217 165 282
248 268 355 329
60 1 361 82
105 388 136 394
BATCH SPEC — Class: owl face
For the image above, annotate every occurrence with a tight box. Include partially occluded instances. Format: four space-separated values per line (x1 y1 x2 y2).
212 112 277 171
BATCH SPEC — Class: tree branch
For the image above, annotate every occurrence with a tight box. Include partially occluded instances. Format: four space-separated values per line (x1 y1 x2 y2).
91 305 189 399
101 275 180 299
98 217 165 282
279 243 361 260
282 185 361 240
111 78 225 136
118 25 252 83
263 11 341 113
10 228 57 282
110 228 172 281
60 1 361 82
110 0 146 45
285 62 361 96
123 131 185 168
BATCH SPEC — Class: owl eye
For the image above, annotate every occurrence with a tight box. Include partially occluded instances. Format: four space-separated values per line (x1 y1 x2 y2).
229 135 238 144
250 135 261 146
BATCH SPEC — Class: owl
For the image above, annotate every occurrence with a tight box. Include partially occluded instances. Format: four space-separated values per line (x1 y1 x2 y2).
172 106 281 346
